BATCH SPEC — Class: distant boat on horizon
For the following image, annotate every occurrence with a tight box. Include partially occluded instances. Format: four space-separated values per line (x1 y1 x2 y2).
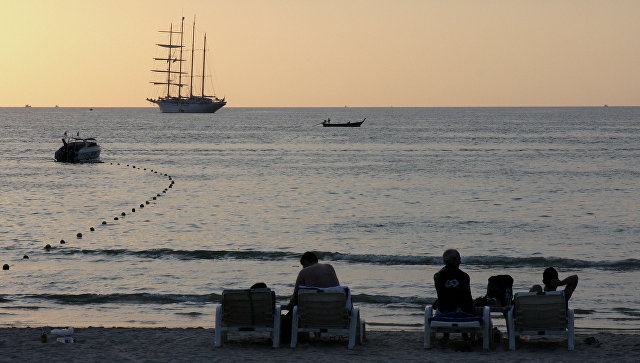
322 117 366 127
147 16 226 114
25 104 31 108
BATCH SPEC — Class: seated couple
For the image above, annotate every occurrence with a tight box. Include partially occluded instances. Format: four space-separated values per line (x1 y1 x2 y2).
433 249 578 315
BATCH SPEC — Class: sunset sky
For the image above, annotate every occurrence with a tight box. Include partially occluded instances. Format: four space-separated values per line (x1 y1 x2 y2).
2 0 639 107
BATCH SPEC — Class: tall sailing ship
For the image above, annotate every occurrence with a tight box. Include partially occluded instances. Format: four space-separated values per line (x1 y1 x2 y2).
147 17 226 113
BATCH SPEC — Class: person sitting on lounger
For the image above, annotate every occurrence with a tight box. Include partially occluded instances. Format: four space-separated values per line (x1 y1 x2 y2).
530 267 578 301
433 249 474 314
285 251 340 311
281 251 341 343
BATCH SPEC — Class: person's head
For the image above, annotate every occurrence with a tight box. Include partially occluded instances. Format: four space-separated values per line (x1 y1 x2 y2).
250 282 267 289
442 249 461 267
300 251 319 268
542 267 559 288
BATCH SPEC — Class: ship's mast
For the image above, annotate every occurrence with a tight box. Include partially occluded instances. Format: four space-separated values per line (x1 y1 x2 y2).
177 17 185 99
166 24 173 98
201 33 206 98
189 17 196 98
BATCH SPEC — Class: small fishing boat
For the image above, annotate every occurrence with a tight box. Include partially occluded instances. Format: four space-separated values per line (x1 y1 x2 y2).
54 133 101 162
322 117 366 127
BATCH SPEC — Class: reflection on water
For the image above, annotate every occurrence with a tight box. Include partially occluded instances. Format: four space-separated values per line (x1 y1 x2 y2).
1 107 639 330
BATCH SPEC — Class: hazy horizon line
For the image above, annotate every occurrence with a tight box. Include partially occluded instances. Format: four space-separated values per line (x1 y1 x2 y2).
5 105 637 109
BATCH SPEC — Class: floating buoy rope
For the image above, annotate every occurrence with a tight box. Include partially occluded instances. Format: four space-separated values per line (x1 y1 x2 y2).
8 161 176 271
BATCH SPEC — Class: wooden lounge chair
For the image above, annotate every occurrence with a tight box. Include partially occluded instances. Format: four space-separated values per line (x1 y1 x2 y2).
214 288 281 348
290 286 364 349
424 306 492 351
507 291 575 350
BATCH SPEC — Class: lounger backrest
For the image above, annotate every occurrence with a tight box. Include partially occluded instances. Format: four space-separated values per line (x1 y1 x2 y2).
221 288 275 327
513 291 567 331
297 288 350 328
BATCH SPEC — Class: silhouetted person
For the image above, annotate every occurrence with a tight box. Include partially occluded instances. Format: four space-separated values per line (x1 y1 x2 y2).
530 267 578 301
433 249 474 314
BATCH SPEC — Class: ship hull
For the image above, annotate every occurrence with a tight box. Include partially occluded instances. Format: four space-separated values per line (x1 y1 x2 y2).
151 98 226 113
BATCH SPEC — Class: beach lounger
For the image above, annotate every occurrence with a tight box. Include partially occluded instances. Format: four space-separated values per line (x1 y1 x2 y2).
507 291 574 351
424 306 492 351
290 286 364 349
214 288 281 348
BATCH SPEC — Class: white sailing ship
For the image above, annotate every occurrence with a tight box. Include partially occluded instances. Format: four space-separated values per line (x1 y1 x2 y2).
147 17 226 113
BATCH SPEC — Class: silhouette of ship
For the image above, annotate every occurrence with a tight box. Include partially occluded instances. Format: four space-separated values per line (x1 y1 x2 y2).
147 16 226 113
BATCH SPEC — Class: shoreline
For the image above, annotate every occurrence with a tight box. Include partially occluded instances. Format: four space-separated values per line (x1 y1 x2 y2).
2 327 639 362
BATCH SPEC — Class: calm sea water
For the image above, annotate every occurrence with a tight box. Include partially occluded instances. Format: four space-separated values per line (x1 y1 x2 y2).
1 107 639 332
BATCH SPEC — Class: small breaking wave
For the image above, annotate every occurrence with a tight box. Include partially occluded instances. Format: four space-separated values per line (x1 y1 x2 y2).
54 248 640 271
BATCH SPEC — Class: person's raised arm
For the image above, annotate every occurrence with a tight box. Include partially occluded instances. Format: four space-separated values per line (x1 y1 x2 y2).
561 274 578 300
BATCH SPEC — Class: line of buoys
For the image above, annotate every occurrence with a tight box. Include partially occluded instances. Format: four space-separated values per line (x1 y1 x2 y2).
20 161 177 267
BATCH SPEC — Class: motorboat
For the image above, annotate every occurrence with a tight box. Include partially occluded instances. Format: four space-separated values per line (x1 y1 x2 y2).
55 134 101 162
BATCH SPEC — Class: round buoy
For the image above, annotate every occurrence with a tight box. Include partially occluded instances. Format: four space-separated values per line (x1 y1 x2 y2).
76 233 82 238
145 201 149 204
102 221 107 225
60 239 65 244
44 244 52 250
132 208 136 212
162 190 166 193
140 204 144 208
90 227 95 231
153 197 156 200
114 217 119 220
23 255 29 259
143 168 146 170
132 165 135 168
3 264 9 270
157 194 161 197
154 171 158 174
121 212 126 216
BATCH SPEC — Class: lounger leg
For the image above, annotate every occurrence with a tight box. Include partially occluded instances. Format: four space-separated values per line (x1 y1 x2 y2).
273 306 281 348
507 308 515 350
424 306 433 349
482 306 490 351
568 309 575 351
290 306 299 348
214 305 223 347
358 318 365 344
348 307 359 349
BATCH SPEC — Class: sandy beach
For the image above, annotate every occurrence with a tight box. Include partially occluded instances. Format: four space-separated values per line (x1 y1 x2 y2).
2 327 638 362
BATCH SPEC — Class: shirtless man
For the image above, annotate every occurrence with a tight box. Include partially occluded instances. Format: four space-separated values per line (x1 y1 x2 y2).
530 267 579 301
